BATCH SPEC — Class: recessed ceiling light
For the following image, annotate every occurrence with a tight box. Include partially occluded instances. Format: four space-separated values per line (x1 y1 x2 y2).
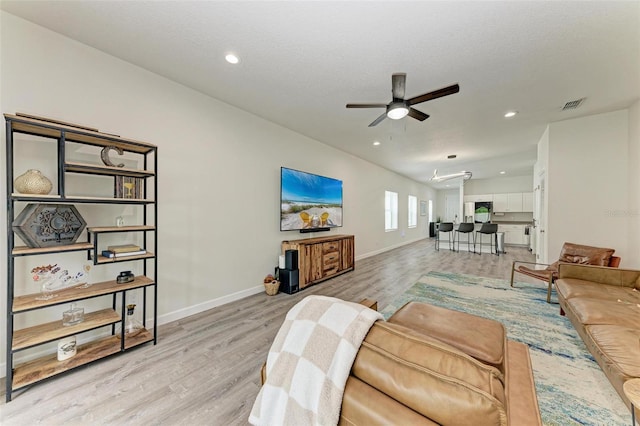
373 141 381 146
225 53 239 64
500 171 506 174
504 111 517 118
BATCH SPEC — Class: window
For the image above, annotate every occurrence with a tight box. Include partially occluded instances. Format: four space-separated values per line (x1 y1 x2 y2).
408 195 417 228
385 191 398 231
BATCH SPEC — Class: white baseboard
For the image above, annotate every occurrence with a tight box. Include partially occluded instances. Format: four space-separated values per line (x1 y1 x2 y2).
356 236 427 261
155 284 265 326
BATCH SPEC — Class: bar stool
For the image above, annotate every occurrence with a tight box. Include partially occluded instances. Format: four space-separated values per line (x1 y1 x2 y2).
474 223 499 255
435 222 454 251
454 222 475 252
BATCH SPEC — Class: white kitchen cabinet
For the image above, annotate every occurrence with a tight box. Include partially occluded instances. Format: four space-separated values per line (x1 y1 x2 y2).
499 224 525 245
464 202 475 218
507 193 523 212
468 192 532 212
493 193 523 212
463 194 493 203
522 192 533 212
493 194 508 212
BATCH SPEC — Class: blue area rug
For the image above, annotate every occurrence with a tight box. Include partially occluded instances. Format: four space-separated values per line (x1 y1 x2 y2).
380 271 629 426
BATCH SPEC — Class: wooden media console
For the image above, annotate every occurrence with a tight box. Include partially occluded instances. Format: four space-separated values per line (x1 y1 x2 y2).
281 234 354 289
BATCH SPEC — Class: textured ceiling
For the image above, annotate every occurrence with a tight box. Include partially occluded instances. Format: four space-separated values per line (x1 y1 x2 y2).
2 1 639 189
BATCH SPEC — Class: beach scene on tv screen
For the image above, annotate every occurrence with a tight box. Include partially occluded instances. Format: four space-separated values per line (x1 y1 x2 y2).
281 168 343 231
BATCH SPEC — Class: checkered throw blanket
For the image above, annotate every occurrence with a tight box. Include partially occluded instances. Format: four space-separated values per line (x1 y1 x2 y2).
249 295 383 426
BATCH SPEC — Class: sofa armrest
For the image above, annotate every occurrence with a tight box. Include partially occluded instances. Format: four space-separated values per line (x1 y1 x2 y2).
557 263 640 288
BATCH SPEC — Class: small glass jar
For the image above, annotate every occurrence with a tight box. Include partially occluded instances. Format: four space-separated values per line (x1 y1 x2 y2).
62 303 84 326
117 304 143 338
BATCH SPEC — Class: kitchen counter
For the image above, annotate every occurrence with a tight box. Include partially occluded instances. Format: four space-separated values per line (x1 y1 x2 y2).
492 221 533 225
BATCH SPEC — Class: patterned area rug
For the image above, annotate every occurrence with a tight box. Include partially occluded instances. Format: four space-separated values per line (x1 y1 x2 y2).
380 271 629 426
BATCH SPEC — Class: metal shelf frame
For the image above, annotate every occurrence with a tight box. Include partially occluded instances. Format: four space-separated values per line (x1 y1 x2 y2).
4 114 158 402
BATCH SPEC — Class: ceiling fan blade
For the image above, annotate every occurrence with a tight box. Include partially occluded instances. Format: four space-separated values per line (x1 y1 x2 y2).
407 83 460 106
346 103 387 108
368 112 387 127
392 73 406 99
408 108 430 121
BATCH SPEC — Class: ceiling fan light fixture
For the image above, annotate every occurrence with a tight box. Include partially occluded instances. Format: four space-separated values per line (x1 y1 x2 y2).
430 169 472 182
387 103 409 120
347 74 458 126
225 53 240 64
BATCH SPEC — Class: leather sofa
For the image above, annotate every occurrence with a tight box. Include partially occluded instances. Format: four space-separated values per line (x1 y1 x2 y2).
555 263 640 416
262 301 542 425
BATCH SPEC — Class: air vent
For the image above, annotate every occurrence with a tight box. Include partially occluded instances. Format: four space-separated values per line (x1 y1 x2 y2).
562 98 585 110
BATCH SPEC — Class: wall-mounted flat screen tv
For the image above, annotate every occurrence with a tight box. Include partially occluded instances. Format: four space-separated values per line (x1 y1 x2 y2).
280 167 343 232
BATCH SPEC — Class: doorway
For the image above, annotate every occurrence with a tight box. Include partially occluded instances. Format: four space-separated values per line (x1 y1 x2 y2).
535 174 547 262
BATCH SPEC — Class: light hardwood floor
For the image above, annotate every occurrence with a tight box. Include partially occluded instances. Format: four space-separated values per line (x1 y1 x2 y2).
0 238 535 425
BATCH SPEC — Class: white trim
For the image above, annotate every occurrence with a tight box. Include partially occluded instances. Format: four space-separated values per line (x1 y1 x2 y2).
155 285 265 326
356 236 427 260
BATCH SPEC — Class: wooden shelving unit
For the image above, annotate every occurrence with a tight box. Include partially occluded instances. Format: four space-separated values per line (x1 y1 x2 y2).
13 276 155 313
4 113 158 402
11 193 155 204
12 309 121 350
65 161 155 178
13 242 94 256
12 330 153 390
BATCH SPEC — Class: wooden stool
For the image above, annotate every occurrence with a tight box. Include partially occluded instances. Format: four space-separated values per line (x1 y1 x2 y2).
359 298 378 311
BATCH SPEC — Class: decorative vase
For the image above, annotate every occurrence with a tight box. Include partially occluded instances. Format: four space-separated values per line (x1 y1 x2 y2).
14 169 53 194
117 304 144 338
31 264 61 301
62 303 84 326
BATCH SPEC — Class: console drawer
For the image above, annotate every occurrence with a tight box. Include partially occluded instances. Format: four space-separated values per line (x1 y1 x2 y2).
323 252 340 266
323 241 340 252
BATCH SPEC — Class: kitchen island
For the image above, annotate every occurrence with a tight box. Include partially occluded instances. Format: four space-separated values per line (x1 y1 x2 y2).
493 222 532 246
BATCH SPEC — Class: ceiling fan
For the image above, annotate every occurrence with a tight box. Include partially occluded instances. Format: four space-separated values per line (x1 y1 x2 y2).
346 73 459 127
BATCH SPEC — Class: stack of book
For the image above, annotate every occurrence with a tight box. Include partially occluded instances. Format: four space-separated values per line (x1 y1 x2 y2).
101 244 146 258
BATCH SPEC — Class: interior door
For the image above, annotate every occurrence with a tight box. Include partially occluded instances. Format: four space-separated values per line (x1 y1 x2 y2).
535 174 547 262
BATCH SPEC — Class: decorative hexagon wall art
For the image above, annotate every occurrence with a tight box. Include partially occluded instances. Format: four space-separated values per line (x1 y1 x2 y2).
13 204 87 248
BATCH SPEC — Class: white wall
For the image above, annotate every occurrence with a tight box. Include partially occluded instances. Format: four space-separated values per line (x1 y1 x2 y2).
547 110 630 264
628 100 640 268
464 175 533 194
0 12 437 370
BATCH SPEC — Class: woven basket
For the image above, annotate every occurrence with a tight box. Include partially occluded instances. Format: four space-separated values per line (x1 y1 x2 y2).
264 280 280 296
